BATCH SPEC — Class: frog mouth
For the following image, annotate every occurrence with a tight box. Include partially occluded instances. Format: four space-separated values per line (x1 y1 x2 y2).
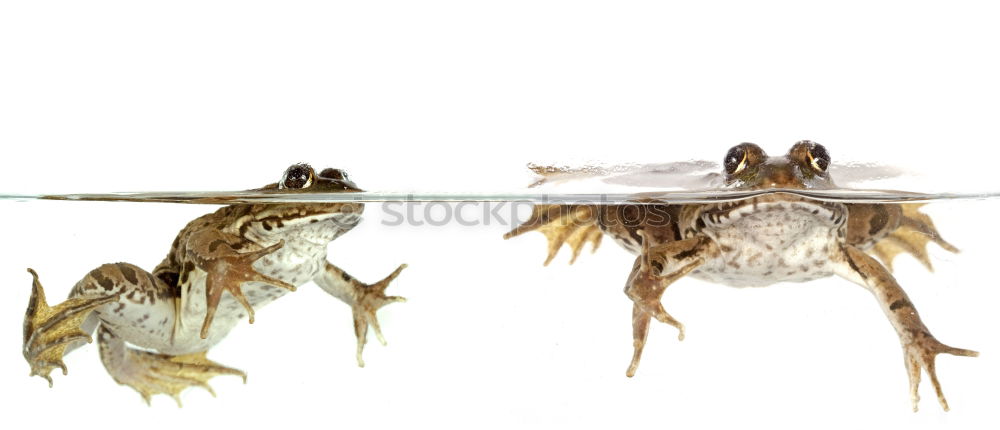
246 203 364 232
277 210 361 227
701 194 847 228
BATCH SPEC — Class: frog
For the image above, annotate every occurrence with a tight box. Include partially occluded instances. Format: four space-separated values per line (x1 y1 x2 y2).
504 141 976 411
22 163 407 405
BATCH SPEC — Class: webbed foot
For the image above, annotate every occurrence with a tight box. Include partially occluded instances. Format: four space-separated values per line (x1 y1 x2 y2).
870 204 959 272
902 332 977 411
23 268 119 386
503 205 602 265
195 240 297 338
352 264 407 367
98 326 245 406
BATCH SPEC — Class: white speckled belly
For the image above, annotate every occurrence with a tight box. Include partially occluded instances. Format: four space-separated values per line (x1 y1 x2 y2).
113 214 357 354
160 242 330 353
691 200 844 288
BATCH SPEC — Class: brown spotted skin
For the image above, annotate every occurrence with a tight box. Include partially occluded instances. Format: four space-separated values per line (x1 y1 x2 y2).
596 203 681 254
22 164 408 404
845 204 903 250
834 245 976 411
505 140 972 411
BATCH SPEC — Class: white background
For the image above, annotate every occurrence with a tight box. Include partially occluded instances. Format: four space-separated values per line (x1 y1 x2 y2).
2 1 999 429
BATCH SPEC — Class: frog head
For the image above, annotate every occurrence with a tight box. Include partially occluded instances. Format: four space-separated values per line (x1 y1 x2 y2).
240 163 366 240
722 140 835 190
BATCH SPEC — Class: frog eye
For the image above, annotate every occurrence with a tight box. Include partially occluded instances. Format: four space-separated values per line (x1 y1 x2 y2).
805 143 831 172
319 168 348 181
280 163 314 189
724 145 749 175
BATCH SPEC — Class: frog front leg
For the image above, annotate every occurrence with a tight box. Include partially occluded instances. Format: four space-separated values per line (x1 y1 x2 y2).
833 244 977 411
624 231 718 377
184 230 297 338
313 262 407 367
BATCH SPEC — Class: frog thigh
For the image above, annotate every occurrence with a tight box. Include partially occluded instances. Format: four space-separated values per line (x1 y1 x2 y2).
845 203 902 248
846 203 958 272
82 263 178 349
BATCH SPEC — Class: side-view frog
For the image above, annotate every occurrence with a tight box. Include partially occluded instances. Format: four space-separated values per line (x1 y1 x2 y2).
23 163 407 405
505 141 976 411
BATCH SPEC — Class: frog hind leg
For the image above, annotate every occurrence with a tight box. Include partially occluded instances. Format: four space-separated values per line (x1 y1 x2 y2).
29 262 244 405
503 204 602 265
870 204 959 272
22 268 120 386
97 325 245 406
24 262 189 392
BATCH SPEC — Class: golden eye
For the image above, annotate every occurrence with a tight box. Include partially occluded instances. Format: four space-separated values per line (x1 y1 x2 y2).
806 144 830 172
724 145 749 175
280 163 315 189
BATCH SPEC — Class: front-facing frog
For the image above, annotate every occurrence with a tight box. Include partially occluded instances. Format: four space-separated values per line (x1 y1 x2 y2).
506 141 976 411
23 163 407 404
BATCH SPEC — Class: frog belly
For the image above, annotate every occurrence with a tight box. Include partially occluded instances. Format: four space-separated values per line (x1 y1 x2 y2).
111 261 321 354
107 273 252 354
692 210 840 288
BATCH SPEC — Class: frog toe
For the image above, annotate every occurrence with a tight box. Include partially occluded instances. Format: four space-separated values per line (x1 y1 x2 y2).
351 297 406 367
504 205 601 266
196 240 298 338
902 334 978 412
98 326 245 406
869 204 959 273
22 269 119 386
350 265 407 367
624 271 685 339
